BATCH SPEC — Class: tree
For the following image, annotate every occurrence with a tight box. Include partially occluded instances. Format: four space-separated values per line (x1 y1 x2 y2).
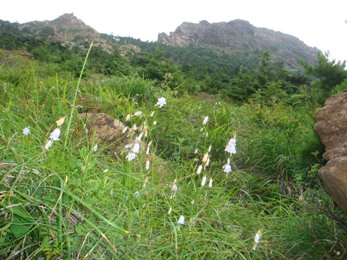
302 52 347 98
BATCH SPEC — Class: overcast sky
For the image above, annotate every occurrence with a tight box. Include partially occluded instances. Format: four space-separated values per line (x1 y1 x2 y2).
1 0 346 62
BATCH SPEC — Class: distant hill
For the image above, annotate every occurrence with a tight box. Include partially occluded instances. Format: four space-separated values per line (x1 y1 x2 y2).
0 14 320 69
158 20 319 68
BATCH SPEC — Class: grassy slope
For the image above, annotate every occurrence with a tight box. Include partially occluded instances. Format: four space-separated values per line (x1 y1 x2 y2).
0 51 346 259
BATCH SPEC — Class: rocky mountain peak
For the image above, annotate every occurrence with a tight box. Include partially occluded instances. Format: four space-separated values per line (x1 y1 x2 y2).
158 20 319 68
49 13 94 31
18 13 112 51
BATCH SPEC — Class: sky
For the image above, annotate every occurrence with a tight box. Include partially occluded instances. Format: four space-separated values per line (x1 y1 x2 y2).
1 0 346 62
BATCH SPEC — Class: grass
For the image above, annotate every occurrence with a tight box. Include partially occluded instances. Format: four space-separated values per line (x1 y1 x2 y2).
1 50 347 259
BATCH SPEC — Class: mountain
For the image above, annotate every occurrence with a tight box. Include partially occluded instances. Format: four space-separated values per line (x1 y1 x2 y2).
158 20 319 68
0 13 320 70
4 13 114 52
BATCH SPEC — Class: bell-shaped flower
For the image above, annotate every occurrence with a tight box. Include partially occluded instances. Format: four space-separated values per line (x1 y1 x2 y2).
146 141 152 155
44 139 53 150
145 160 151 170
23 127 30 135
208 178 213 188
133 111 142 117
196 164 203 175
223 160 232 173
202 152 209 163
252 230 262 250
155 97 166 108
202 116 209 125
49 128 61 141
177 215 185 225
132 143 140 153
225 138 236 154
126 152 136 161
201 175 207 186
171 183 178 192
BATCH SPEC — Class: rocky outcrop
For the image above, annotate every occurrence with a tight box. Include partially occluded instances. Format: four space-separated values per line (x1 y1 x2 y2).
77 113 169 176
158 19 319 68
314 91 347 213
78 113 130 154
18 13 113 52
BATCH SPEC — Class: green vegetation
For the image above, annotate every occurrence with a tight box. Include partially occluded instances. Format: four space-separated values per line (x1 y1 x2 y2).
1 36 347 259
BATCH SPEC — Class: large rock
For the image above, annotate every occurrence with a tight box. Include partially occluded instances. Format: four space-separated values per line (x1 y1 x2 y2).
77 113 169 177
314 91 347 213
78 112 130 154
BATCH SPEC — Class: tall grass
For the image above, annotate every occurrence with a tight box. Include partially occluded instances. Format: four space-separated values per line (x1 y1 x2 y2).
0 50 346 258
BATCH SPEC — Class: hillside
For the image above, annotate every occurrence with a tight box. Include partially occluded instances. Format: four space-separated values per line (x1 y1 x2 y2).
0 14 319 69
1 42 347 259
0 13 324 101
1 13 347 258
158 20 319 68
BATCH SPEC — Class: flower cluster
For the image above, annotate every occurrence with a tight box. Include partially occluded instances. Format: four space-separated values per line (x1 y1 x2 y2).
223 134 237 174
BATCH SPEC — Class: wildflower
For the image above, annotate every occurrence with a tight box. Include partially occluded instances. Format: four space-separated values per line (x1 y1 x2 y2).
134 191 139 197
225 138 236 154
205 158 210 167
223 163 232 174
150 111 155 117
155 97 166 108
44 139 53 150
209 178 213 188
126 152 136 161
168 207 172 214
177 215 185 225
202 116 209 125
201 175 207 186
208 145 212 152
143 177 149 187
153 121 157 126
202 152 209 163
125 114 131 121
196 164 203 175
132 143 140 153
133 111 142 116
146 141 152 155
135 133 143 142
122 126 128 134
252 230 262 250
23 127 30 135
92 144 98 152
49 128 61 141
194 148 198 154
171 183 178 192
145 160 150 170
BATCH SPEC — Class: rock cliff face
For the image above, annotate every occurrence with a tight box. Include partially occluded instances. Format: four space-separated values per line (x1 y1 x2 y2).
314 91 347 213
158 20 319 68
18 13 113 52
